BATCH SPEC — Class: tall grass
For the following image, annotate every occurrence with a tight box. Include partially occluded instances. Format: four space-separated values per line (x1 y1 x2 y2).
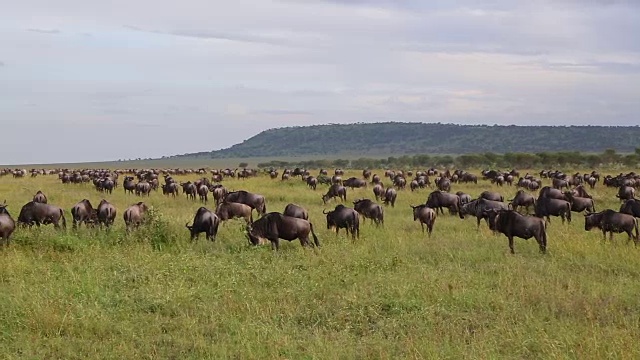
0 170 639 359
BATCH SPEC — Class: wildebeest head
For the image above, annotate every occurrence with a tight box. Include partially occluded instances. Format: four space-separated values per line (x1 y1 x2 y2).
0 200 9 215
583 211 602 231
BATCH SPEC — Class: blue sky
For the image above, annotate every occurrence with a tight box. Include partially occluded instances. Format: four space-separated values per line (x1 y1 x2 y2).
1 0 639 164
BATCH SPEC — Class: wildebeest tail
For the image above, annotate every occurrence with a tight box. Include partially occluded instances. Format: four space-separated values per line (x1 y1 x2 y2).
309 223 320 247
634 218 639 243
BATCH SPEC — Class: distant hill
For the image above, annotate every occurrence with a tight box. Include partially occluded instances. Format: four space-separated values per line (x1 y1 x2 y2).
170 122 640 159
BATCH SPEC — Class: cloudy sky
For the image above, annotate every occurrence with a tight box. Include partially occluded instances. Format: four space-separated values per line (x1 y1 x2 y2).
1 0 639 164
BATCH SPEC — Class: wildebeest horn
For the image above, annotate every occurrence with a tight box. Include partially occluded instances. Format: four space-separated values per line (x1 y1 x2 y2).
322 209 329 214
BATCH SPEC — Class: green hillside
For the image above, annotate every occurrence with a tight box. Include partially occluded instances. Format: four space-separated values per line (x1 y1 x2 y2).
171 122 640 159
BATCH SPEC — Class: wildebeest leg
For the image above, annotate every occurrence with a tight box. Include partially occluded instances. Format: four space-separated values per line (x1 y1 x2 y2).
271 238 280 251
476 216 482 230
427 223 433 237
508 236 515 254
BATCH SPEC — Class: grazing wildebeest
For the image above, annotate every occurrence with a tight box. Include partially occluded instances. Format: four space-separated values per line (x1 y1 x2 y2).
620 199 640 218
343 177 367 189
246 212 320 251
563 192 596 213
91 199 115 228
186 207 220 241
485 209 547 254
322 184 347 204
0 201 16 246
509 190 536 214
479 191 504 202
381 188 397 207
616 186 636 202
534 197 572 224
283 203 309 220
216 202 253 224
372 184 385 201
353 199 384 226
225 190 267 216
324 205 360 239
17 201 66 229
71 199 97 229
410 204 436 237
459 198 509 229
123 202 149 231
584 209 639 243
571 185 592 199
425 190 460 215
33 190 48 204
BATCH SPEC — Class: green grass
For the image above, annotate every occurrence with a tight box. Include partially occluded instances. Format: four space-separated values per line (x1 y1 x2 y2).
1 170 639 359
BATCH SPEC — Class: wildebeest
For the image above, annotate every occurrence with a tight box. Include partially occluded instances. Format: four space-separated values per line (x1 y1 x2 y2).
425 190 460 215
181 182 197 201
225 190 267 216
185 207 220 241
216 202 254 224
211 185 228 206
620 199 640 218
283 203 309 220
322 184 347 204
246 212 320 250
71 199 97 229
479 191 503 202
436 177 451 192
353 199 384 226
0 201 16 246
343 177 367 189
33 190 48 204
123 202 149 231
485 209 547 254
135 181 152 197
584 209 639 243
455 191 472 206
17 201 66 229
616 186 636 202
372 184 385 201
123 176 136 195
306 176 318 190
324 204 360 239
538 186 566 200
198 184 209 204
534 197 572 224
96 199 117 228
459 198 509 229
381 188 397 207
509 190 536 214
410 204 436 237
162 182 179 197
563 192 596 213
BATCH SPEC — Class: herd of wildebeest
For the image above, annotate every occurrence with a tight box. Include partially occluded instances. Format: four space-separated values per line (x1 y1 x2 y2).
1 166 640 254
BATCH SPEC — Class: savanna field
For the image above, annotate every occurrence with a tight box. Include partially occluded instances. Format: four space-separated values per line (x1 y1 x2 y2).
1 168 640 359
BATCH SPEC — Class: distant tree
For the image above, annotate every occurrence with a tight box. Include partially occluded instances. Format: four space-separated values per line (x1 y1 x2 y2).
238 162 248 168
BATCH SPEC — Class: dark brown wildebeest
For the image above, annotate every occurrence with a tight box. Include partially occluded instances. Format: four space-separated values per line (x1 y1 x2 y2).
563 191 596 214
586 176 597 189
436 177 451 192
211 185 228 206
135 181 152 197
410 204 436 237
363 169 371 180
538 186 565 200
353 198 384 226
197 184 209 204
393 175 406 190
455 191 472 206
306 176 318 190
372 184 385 201
162 182 179 197
620 199 640 218
509 190 536 214
552 178 569 190
570 185 592 199
283 203 309 220
216 202 253 224
123 202 149 231
381 187 397 207
343 177 367 189
96 199 117 228
534 197 572 224
33 190 48 204
225 190 267 216
425 190 460 215
479 191 504 202
616 186 636 202
181 182 197 201
0 201 16 246
371 174 381 185
246 212 320 250
186 207 220 241
459 198 509 229
485 209 547 254
322 184 347 204
123 176 136 195
71 199 97 229
585 209 639 243
410 180 420 192
17 201 66 229
324 205 359 239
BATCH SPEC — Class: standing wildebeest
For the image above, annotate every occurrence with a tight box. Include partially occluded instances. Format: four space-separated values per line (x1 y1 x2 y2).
372 184 385 201
534 197 572 224
0 201 16 246
459 198 509 229
216 202 253 224
185 207 220 241
324 205 360 239
425 190 460 215
198 184 209 204
181 182 197 201
410 204 436 237
485 209 547 254
363 169 372 180
246 212 320 250
162 182 179 197
211 185 228 206
455 191 472 206
71 199 97 229
620 199 640 218
225 190 267 216
436 177 451 192
17 201 66 229
283 203 309 220
584 209 639 243
33 190 48 204
343 177 367 189
509 190 536 214
538 186 566 200
381 188 397 207
563 192 596 213
322 184 347 204
306 176 318 190
353 199 384 226
616 186 636 202
123 202 149 231
96 199 117 228
479 191 504 202
135 181 152 197
123 176 136 194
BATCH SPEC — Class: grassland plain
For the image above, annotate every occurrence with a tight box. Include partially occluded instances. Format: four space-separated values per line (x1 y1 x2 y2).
1 169 640 359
